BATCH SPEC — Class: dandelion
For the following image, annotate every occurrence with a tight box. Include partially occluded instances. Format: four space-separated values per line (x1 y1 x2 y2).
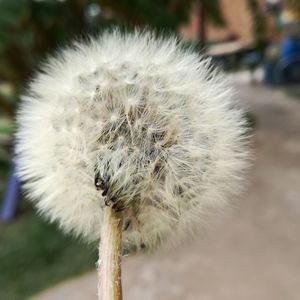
16 30 250 299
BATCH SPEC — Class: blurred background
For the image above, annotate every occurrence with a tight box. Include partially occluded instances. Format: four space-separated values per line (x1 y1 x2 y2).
0 0 299 299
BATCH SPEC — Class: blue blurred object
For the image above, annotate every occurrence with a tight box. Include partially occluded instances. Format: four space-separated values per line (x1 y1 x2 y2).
264 37 300 85
244 51 263 83
263 62 277 85
244 51 263 70
276 54 300 84
1 164 20 222
278 36 300 84
281 36 300 61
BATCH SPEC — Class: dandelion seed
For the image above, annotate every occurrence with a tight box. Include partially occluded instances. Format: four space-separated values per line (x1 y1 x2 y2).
15 30 250 255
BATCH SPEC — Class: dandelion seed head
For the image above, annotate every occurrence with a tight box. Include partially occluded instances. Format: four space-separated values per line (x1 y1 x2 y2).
16 30 250 253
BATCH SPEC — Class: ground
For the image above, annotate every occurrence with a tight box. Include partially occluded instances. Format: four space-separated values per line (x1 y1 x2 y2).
31 80 300 300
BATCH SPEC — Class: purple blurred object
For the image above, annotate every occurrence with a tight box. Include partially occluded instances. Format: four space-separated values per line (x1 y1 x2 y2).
1 164 20 222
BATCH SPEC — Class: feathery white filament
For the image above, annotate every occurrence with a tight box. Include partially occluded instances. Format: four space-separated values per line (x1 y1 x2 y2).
16 31 249 253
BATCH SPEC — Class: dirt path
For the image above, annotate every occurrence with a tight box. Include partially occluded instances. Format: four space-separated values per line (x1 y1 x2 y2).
31 83 300 300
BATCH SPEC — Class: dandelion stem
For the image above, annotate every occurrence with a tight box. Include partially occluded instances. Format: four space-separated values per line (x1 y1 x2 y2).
98 206 123 300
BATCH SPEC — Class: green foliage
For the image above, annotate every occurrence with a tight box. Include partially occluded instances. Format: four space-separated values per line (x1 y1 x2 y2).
0 0 195 87
0 0 198 122
294 4 300 22
0 203 97 300
100 0 193 29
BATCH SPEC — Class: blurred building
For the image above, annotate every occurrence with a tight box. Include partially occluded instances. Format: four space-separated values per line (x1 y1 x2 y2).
179 0 299 47
179 0 300 46
179 0 254 46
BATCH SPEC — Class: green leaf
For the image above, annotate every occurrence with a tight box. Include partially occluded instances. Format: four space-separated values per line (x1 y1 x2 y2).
0 0 30 30
0 117 15 135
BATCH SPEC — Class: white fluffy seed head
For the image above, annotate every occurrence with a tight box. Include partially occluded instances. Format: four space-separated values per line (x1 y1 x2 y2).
15 30 250 253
